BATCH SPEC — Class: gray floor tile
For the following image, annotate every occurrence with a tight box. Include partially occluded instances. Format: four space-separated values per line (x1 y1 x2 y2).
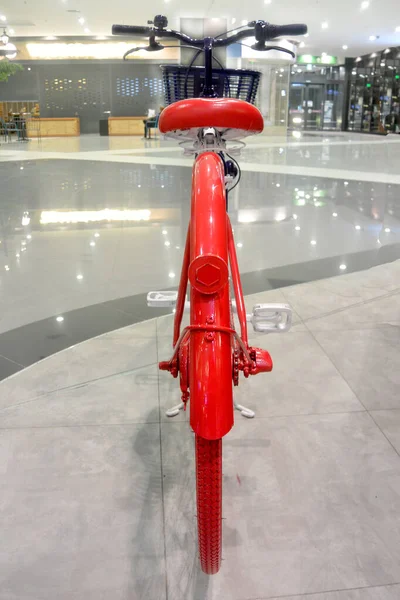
371 409 400 455
0 320 157 410
0 423 166 600
314 327 400 410
0 364 160 428
306 291 400 332
282 268 397 321
236 330 362 417
0 355 22 380
161 413 400 600
264 583 400 600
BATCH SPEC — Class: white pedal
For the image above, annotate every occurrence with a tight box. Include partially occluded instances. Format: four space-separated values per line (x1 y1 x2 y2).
147 291 178 308
248 303 292 334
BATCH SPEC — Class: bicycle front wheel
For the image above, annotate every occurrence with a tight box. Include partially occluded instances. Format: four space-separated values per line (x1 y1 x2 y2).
195 434 222 574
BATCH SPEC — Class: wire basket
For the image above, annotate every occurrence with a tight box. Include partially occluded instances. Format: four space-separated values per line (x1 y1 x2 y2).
161 65 261 106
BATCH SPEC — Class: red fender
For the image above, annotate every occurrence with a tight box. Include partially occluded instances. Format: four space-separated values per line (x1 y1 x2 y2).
189 153 234 440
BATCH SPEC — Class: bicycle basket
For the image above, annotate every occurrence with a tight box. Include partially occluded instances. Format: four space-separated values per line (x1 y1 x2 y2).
161 65 261 106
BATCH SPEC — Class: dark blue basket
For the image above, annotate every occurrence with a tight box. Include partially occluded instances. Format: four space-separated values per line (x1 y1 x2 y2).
161 65 261 106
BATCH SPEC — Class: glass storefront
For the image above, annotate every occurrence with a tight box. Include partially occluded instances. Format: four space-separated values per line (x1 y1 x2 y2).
346 48 400 133
289 65 345 131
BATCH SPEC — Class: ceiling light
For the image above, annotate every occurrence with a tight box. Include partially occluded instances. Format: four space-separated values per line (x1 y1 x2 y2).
0 15 6 22
355 225 361 230
26 234 32 240
332 212 338 217
8 28 14 34
164 241 171 247
384 227 391 233
293 214 298 219
44 36 58 40
321 21 328 29
344 181 349 186
76 274 83 280
342 45 348 50
361 0 369 8
384 48 391 53
168 272 175 278
371 52 377 58
162 229 167 235
164 0 171 3
78 17 85 25
396 26 400 33
95 36 108 40
355 56 362 62
310 240 317 245
264 0 272 3
369 35 376 41
84 28 90 34
56 316 64 323
90 241 96 246
295 226 301 231
339 264 347 270
4 265 10 271
94 232 100 238
237 242 243 248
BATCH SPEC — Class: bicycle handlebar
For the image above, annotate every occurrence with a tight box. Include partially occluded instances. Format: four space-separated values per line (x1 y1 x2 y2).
112 20 307 48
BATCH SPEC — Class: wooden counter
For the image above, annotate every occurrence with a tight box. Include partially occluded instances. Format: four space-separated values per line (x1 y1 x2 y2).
108 117 147 136
26 118 80 137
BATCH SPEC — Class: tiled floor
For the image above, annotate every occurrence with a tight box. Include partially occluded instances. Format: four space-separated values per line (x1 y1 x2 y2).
0 261 399 599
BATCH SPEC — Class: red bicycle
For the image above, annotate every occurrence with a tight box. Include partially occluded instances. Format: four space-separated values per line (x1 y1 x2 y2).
113 16 307 575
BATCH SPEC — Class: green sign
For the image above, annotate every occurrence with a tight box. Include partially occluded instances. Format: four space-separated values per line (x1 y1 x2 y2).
366 83 372 88
298 54 337 65
396 75 400 80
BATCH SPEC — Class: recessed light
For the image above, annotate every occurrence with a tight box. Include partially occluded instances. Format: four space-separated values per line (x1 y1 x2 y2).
321 21 328 29
339 264 347 270
4 265 10 271
78 17 85 25
264 0 272 4
164 241 171 247
164 0 171 3
369 35 377 41
76 274 83 280
295 226 301 231
162 229 167 235
84 28 90 34
94 232 100 238
342 45 348 50
90 241 96 247
0 15 6 22
332 212 338 217
384 227 391 233
355 225 361 230
237 242 243 248
9 28 14 34
56 316 64 323
310 240 317 245
361 0 369 9
168 272 175 278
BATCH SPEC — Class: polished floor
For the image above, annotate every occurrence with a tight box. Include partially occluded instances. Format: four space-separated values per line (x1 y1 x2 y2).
1 262 400 600
0 131 400 379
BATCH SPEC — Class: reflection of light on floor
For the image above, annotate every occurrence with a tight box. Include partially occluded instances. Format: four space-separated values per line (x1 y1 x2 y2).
40 209 151 224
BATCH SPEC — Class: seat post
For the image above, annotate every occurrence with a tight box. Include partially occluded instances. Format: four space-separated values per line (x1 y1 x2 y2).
202 38 217 98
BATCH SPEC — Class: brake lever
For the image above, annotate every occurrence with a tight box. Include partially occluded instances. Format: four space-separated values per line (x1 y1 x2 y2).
250 43 295 58
124 36 165 59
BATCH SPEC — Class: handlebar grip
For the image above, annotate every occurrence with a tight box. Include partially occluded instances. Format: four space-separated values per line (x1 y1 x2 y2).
269 23 308 38
112 24 151 36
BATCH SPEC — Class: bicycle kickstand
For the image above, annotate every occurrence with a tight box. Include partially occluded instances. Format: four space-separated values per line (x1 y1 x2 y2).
234 402 255 419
